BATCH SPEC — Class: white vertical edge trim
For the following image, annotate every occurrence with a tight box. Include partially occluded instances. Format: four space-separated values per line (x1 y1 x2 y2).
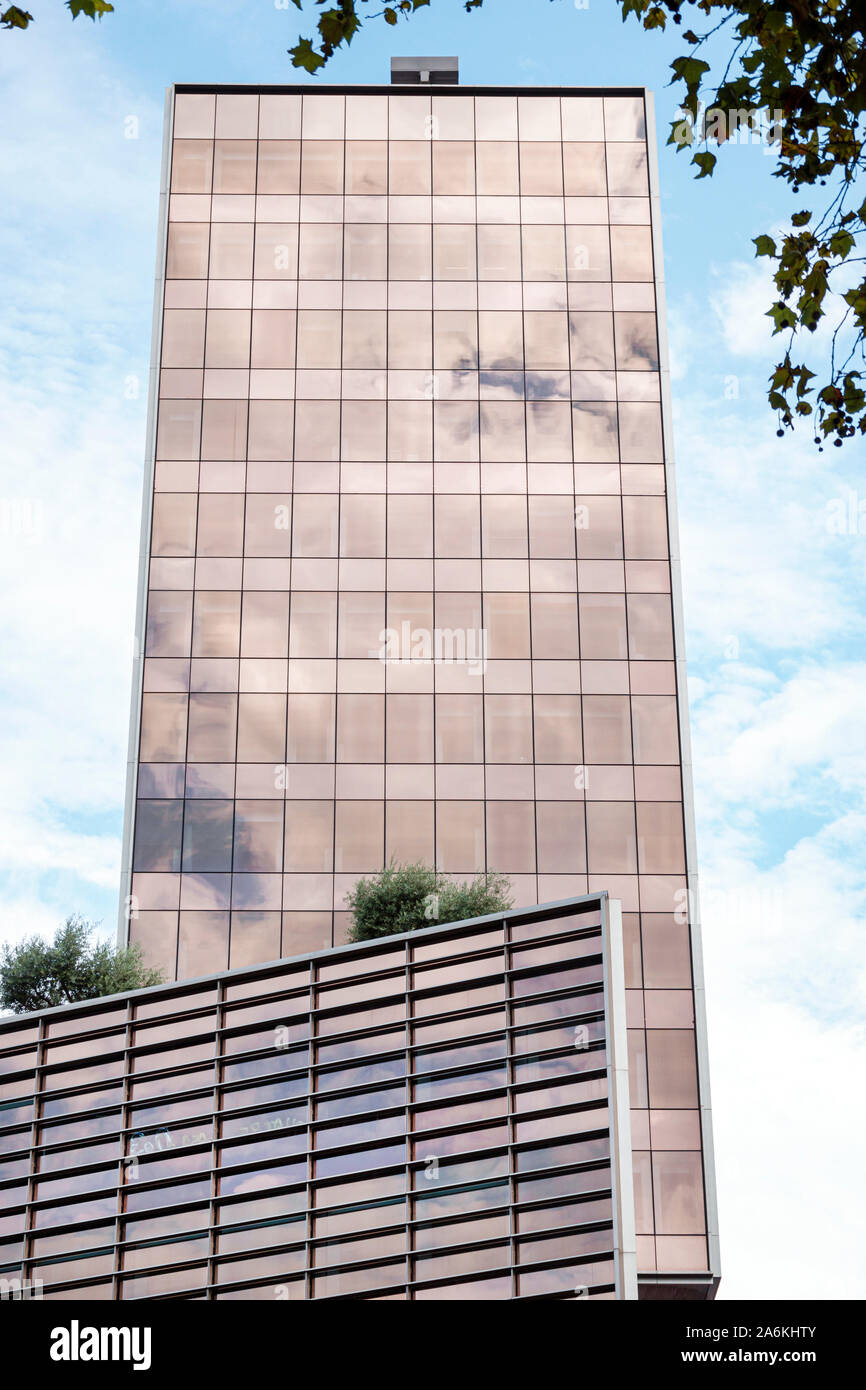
604 896 638 1300
644 88 721 1289
117 87 175 948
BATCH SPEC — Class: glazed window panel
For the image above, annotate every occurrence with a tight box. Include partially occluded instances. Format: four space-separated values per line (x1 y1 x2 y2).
579 594 628 660
342 311 387 370
563 142 607 196
334 801 384 872
484 594 530 660
475 140 519 194
434 694 483 763
386 694 434 764
284 800 334 873
185 693 237 762
536 801 587 874
196 494 244 557
292 495 339 558
340 493 386 557
477 225 522 280
636 801 685 874
433 495 481 558
610 226 654 281
316 1083 406 1123
484 694 532 764
432 141 475 195
210 223 254 279
631 695 680 765
314 1228 406 1268
241 591 290 659
646 1030 699 1109
336 693 384 764
586 801 637 873
300 141 345 195
533 694 582 763
201 400 248 461
435 802 486 874
166 223 210 279
522 226 566 282
254 224 299 280
337 592 385 659
133 800 184 873
433 224 477 280
614 312 658 371
156 400 201 461
299 222 343 280
345 140 387 194
287 693 336 763
257 139 300 194
414 1242 508 1283
233 801 284 873
312 1260 404 1297
344 224 388 280
389 140 431 194
531 593 578 659
566 225 611 282
388 401 433 461
388 225 432 281
162 309 206 368
204 309 250 369
192 592 241 659
313 1199 405 1240
434 311 478 371
627 594 674 661
651 1151 705 1235
212 139 256 194
288 592 337 658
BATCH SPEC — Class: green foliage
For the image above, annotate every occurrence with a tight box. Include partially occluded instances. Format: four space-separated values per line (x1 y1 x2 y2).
0 915 163 1015
67 1 114 18
289 0 427 72
286 0 866 447
1 5 34 25
1 1 112 30
616 0 866 445
345 862 513 942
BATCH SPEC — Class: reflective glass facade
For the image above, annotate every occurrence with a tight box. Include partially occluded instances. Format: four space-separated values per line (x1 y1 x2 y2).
116 79 718 1296
0 897 637 1300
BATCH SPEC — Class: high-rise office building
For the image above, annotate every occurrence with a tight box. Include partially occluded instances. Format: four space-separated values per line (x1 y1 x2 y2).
99 62 718 1298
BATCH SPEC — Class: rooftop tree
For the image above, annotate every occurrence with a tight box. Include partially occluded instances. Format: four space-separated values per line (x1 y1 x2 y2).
345 862 513 942
0 915 163 1015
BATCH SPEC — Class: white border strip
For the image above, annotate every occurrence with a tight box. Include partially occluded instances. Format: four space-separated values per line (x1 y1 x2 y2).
645 88 721 1288
117 87 175 947
604 897 638 1301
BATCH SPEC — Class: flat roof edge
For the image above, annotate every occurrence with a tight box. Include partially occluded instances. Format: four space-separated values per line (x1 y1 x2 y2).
172 83 650 98
0 891 609 1030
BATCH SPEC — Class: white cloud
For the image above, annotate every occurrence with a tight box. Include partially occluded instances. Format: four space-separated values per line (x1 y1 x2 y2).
710 259 776 358
692 663 866 811
711 996 866 1299
0 21 160 929
671 393 864 658
664 301 695 383
668 245 866 1297
700 817 866 1298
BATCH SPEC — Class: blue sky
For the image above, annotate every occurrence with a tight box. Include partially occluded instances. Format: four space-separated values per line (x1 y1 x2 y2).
1 0 864 1299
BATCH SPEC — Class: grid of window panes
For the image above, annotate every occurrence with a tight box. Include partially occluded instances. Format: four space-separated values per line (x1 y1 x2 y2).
127 84 708 1283
132 86 688 963
0 901 631 1300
